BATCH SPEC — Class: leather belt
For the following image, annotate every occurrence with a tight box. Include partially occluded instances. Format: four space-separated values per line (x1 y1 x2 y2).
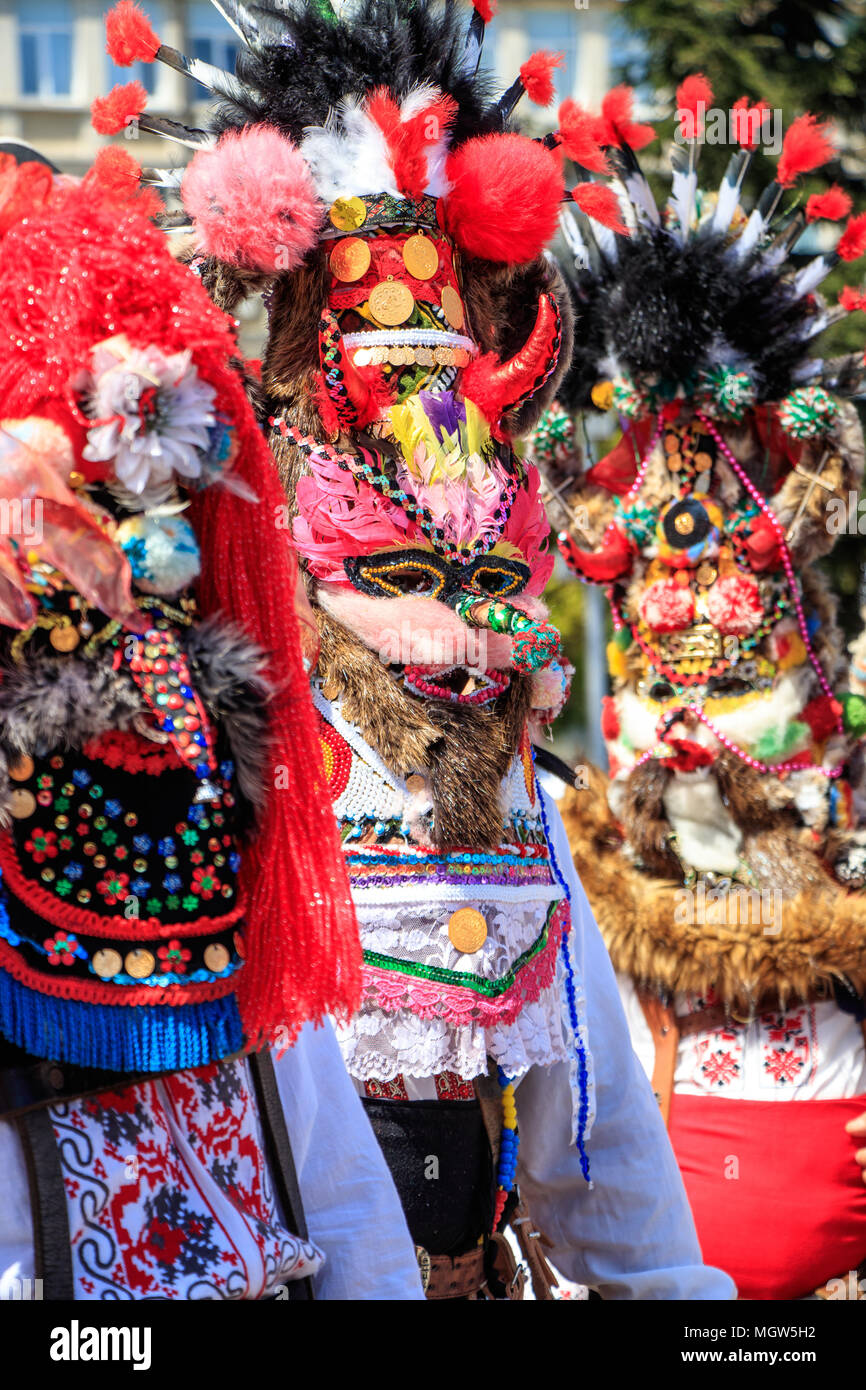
419 1245 486 1300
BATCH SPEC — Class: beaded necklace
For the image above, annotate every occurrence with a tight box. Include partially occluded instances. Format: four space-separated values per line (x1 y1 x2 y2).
271 418 520 565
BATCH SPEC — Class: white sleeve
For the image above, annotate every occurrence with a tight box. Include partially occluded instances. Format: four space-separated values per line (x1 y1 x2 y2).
271 1020 425 1301
514 789 736 1300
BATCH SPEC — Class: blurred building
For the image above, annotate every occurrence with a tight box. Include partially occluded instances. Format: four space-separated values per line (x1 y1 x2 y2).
0 0 626 177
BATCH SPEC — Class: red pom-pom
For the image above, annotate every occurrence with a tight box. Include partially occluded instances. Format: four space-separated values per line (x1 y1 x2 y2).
571 183 628 234
557 100 610 173
705 574 763 635
777 114 835 188
801 694 842 743
660 738 715 772
519 51 563 108
837 212 866 263
840 285 866 313
676 73 713 139
731 97 770 151
81 146 160 218
639 579 694 633
91 81 147 135
182 126 323 272
594 86 656 151
806 186 852 223
443 133 563 264
105 0 160 65
600 695 620 741
472 0 496 19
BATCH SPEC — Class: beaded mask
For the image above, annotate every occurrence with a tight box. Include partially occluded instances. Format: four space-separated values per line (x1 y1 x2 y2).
539 72 866 886
0 156 359 1071
90 0 602 749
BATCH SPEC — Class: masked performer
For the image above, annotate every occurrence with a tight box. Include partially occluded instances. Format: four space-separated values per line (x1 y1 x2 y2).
542 75 866 1300
0 150 424 1301
91 0 738 1298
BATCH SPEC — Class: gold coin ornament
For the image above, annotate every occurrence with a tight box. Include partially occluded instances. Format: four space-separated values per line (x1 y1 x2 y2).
696 562 718 586
447 907 488 954
9 788 37 819
50 623 80 652
674 512 695 536
402 233 439 280
329 195 367 231
440 284 465 330
9 755 35 782
92 948 123 980
368 278 415 326
329 236 371 282
124 949 156 979
203 943 231 973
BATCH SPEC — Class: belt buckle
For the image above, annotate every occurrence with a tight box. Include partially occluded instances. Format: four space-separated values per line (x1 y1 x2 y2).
415 1245 431 1294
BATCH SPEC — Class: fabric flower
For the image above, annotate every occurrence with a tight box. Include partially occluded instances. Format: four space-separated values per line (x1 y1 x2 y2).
43 931 79 966
96 870 130 906
190 866 221 899
81 338 217 501
25 828 58 863
157 938 192 974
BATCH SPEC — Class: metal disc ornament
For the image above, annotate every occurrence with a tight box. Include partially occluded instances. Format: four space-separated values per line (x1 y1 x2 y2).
329 237 371 282
440 284 465 329
662 497 711 550
368 278 415 326
402 233 439 280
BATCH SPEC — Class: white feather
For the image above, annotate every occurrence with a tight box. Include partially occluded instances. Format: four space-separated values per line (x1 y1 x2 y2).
792 255 834 300
668 165 697 244
730 206 766 259
302 97 395 201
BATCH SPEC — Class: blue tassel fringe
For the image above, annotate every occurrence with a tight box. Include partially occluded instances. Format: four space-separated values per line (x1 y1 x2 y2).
0 967 244 1073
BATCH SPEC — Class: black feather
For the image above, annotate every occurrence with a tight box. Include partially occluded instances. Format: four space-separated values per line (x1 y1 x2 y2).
209 0 500 147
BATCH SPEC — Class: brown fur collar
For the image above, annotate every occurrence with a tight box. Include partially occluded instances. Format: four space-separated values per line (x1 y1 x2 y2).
561 770 866 1009
316 611 530 848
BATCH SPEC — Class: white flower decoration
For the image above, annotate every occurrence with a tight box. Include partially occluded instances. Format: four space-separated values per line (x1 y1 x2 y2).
81 337 217 499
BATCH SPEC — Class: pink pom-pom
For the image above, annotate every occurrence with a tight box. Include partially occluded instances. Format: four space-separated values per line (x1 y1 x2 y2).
705 574 762 635
676 73 713 139
806 186 852 222
105 0 160 65
571 183 629 234
519 51 564 107
557 100 610 174
837 212 866 263
639 579 694 633
443 134 563 264
777 114 835 188
90 81 148 135
182 126 323 273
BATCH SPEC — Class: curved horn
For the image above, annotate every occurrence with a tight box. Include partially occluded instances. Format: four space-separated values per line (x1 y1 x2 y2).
461 292 562 426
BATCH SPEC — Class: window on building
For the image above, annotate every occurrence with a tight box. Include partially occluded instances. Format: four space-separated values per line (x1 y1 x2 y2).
106 0 164 96
187 0 240 97
524 9 578 108
17 0 73 98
